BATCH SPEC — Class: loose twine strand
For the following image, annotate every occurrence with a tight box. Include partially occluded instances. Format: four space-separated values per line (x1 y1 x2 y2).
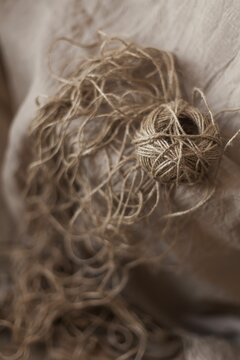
0 34 239 359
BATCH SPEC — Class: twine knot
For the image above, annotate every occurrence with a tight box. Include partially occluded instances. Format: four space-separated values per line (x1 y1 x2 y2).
134 100 222 185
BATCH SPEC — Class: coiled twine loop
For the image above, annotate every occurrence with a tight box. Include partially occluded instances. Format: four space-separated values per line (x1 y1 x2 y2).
134 99 222 185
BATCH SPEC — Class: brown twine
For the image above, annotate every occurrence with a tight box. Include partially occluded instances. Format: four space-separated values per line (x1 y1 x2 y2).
1 34 238 359
134 99 221 185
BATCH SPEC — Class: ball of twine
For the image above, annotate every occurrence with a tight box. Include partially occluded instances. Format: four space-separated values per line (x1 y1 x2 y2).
134 99 222 185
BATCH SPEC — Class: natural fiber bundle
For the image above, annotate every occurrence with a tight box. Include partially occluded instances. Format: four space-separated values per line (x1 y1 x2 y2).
134 100 221 185
25 37 221 228
0 36 224 359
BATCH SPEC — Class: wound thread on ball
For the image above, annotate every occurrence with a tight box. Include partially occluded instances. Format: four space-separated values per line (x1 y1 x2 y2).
134 99 222 185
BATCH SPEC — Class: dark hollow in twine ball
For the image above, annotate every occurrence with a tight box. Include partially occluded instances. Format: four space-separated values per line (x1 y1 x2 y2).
134 100 222 185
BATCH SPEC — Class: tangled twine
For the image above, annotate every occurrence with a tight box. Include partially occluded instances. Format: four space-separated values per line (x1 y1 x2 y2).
0 35 227 359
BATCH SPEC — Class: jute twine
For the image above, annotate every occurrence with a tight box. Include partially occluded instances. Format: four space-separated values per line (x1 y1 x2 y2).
134 100 221 185
0 35 231 359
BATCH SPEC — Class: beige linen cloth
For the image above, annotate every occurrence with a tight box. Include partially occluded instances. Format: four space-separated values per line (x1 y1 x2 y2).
1 0 240 359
